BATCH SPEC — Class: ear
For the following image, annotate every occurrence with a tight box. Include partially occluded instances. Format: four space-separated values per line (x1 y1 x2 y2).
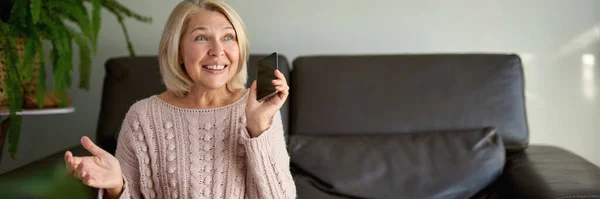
179 54 185 70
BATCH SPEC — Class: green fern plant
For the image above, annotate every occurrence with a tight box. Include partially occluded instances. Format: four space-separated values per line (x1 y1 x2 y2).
0 0 151 161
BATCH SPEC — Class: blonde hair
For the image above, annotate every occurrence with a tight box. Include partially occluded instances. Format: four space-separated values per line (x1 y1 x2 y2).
158 0 249 97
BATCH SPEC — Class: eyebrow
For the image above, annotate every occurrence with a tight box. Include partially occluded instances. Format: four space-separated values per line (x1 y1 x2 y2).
190 26 234 33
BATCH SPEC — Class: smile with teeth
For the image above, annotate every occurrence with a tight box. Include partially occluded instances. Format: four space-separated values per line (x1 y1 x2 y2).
203 65 227 70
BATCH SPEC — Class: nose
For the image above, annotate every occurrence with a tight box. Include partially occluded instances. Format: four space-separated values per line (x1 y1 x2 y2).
208 40 224 57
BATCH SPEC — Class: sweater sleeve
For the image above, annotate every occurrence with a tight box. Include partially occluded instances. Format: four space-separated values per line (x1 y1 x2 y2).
98 111 143 199
240 111 297 199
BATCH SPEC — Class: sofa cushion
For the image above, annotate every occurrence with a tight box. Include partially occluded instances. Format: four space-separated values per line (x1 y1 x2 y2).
289 128 505 199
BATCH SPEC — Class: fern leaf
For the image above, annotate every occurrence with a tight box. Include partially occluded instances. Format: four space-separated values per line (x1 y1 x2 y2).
50 43 59 72
6 34 23 88
91 0 102 54
104 5 136 57
67 28 91 90
106 0 152 23
40 12 73 94
53 55 70 107
16 19 39 83
53 51 71 94
39 14 64 57
48 40 67 99
7 114 22 160
65 34 73 90
53 56 68 94
19 36 37 82
33 22 46 108
43 13 70 60
40 16 64 93
3 33 24 159
31 0 42 24
35 38 46 108
47 1 91 48
0 22 5 46
63 29 73 90
9 0 28 29
48 42 66 107
52 22 73 98
76 2 92 42
117 15 135 57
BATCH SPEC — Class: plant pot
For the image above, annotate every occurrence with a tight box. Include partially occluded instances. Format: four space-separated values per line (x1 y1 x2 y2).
0 36 38 109
23 92 72 109
0 36 70 110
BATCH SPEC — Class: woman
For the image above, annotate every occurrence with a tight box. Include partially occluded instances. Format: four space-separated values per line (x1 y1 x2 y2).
63 0 296 198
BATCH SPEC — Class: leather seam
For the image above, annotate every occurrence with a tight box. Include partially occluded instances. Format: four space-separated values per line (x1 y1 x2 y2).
555 195 600 199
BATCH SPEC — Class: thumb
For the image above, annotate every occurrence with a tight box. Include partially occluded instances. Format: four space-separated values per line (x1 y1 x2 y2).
248 80 258 102
81 136 109 157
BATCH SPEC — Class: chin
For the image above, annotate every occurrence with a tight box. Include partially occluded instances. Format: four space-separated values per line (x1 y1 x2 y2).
202 81 229 90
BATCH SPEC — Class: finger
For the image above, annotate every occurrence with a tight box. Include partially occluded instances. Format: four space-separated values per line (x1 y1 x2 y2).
271 79 284 86
66 155 83 174
69 156 83 166
274 69 287 82
64 151 72 162
83 172 93 186
64 151 72 168
81 136 109 157
65 151 75 173
75 162 87 180
275 85 286 92
275 85 290 94
65 151 82 165
273 71 289 90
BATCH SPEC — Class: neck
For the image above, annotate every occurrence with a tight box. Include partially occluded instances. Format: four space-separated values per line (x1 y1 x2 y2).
183 85 234 109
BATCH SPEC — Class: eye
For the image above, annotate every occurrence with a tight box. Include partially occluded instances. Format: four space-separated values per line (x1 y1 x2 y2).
195 35 207 41
224 35 234 41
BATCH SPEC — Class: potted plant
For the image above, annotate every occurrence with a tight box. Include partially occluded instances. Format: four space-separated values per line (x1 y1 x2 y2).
0 0 151 161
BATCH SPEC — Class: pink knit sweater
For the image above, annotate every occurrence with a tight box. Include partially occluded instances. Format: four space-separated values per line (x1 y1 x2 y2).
99 91 296 199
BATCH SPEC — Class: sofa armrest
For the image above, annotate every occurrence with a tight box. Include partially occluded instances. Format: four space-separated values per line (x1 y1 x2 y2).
501 145 600 199
0 145 96 198
0 145 88 178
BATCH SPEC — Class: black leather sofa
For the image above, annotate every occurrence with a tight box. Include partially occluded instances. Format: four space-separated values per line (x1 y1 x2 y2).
1 54 599 199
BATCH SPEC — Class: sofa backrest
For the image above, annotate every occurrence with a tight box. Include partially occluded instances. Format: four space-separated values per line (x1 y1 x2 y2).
96 54 291 154
289 54 529 151
288 54 525 198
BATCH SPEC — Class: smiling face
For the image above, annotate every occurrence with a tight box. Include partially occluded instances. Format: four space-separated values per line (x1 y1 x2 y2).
179 10 240 91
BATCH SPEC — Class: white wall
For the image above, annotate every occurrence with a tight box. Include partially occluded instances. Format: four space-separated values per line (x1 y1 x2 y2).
2 0 599 173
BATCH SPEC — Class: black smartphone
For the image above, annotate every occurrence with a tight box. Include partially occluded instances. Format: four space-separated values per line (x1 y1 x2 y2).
256 52 279 101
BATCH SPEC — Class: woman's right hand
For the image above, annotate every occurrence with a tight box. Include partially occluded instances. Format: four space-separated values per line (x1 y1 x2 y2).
64 136 124 196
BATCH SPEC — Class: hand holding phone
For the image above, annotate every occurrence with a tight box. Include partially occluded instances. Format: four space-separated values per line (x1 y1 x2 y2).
246 52 289 137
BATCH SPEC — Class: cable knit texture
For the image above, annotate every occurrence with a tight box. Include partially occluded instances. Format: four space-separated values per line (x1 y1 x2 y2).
98 91 296 199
